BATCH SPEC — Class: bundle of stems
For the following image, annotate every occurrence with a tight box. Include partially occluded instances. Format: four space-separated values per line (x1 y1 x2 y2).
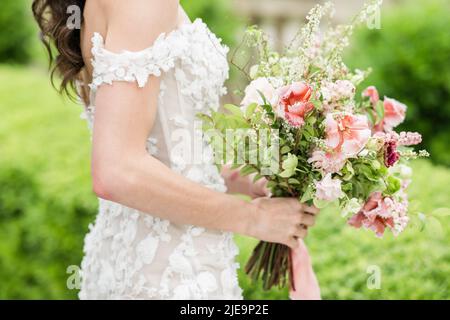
245 241 294 291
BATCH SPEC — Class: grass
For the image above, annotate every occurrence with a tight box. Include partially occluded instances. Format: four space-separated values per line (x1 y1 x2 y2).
0 65 449 299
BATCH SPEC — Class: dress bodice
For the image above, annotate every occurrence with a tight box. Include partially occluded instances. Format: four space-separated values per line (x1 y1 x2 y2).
78 18 243 300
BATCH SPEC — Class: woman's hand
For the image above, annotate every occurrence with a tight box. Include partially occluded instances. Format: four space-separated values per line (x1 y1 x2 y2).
221 165 270 199
248 197 319 249
248 177 270 198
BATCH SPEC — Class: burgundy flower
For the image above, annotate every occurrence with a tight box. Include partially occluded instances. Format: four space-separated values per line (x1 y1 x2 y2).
384 140 400 167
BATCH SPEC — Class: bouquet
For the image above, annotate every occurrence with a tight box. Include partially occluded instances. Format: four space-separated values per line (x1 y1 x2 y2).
198 0 429 291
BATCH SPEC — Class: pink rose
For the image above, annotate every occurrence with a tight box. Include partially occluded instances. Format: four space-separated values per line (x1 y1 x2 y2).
362 86 379 105
382 97 407 131
324 113 371 158
276 82 315 128
314 173 344 202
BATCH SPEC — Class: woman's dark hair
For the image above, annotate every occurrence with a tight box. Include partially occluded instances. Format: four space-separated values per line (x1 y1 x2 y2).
32 0 86 100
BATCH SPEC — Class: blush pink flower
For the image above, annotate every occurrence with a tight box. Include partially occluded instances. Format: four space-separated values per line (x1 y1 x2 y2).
314 173 344 202
362 86 379 105
397 131 422 146
382 97 407 131
324 113 371 158
276 82 315 128
348 192 393 237
348 192 409 237
322 80 356 102
307 149 347 174
374 131 422 147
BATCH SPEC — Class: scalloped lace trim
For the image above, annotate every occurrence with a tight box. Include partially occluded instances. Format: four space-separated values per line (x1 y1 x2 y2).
89 18 228 90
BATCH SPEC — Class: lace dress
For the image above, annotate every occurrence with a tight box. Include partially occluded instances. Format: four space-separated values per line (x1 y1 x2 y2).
78 18 243 300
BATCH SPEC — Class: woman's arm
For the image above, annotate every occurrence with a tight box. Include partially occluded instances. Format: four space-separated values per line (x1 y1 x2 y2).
90 0 318 248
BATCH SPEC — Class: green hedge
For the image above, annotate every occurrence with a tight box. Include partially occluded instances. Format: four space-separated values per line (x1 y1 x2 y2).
0 66 95 299
0 166 94 299
346 0 450 166
0 0 33 64
180 0 240 47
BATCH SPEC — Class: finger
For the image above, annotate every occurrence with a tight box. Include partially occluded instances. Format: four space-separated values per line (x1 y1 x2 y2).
261 180 271 197
252 179 266 193
300 214 315 227
301 204 320 215
285 197 301 207
253 180 270 197
289 199 304 212
257 178 268 189
293 226 308 239
287 236 300 249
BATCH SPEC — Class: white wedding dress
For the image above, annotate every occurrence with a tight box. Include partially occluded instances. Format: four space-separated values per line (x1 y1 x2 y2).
78 17 243 300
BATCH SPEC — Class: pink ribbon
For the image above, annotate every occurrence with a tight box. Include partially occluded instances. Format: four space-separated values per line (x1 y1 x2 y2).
289 239 321 300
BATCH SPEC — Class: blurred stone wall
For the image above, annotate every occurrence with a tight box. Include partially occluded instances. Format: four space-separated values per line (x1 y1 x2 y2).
232 0 402 50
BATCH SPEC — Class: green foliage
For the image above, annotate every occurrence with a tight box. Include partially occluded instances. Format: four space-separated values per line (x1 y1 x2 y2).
0 166 94 299
0 0 34 64
346 0 450 166
279 154 298 178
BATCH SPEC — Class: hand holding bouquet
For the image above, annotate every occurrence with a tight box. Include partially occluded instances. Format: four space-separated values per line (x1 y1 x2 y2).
198 0 429 292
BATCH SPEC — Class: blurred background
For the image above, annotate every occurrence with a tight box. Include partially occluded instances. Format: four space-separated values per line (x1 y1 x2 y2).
0 0 449 299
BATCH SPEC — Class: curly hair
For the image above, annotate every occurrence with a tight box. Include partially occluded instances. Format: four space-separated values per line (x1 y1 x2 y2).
32 0 86 100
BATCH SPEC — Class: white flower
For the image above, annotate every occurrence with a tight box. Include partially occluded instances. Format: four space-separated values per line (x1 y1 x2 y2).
321 80 355 102
336 80 356 98
314 173 344 201
241 77 279 107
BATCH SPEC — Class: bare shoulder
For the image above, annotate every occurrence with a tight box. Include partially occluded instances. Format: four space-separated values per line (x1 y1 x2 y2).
102 0 180 52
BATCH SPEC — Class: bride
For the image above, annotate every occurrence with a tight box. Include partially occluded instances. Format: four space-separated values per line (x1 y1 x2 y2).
32 0 320 299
